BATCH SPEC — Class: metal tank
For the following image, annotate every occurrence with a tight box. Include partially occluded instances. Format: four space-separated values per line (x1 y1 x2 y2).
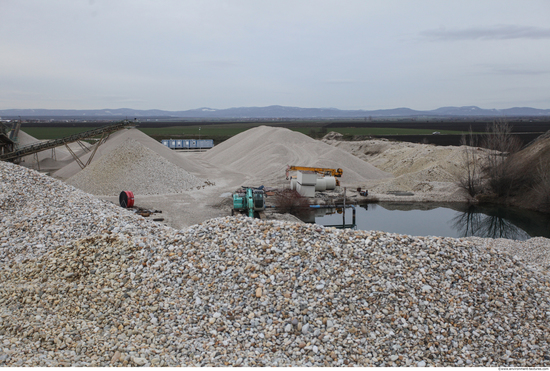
324 176 337 190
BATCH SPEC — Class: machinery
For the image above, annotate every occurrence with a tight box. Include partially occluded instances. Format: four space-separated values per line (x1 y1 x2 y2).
232 187 266 218
285 165 343 186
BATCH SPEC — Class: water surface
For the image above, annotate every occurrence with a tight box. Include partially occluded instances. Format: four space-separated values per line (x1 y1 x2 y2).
305 202 550 240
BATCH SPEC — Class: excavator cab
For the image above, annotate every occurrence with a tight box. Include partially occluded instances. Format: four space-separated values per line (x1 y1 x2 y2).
232 187 266 218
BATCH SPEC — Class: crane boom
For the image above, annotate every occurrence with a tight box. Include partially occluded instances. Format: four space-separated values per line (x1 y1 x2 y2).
286 165 343 178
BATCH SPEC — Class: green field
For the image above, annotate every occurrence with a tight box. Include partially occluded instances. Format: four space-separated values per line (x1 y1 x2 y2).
21 127 97 139
293 127 466 136
21 125 468 141
138 125 251 138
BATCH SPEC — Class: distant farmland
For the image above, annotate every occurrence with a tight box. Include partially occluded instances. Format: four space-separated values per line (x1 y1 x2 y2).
18 118 550 147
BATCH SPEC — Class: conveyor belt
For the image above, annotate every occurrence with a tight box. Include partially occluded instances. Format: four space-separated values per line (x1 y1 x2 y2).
0 120 132 162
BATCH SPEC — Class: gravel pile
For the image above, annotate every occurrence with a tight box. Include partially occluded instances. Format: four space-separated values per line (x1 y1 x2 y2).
202 126 392 186
65 138 205 196
2 161 550 367
322 137 491 201
53 128 200 180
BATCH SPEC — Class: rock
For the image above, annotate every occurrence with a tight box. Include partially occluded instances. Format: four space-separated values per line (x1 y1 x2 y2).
133 357 147 366
111 351 121 364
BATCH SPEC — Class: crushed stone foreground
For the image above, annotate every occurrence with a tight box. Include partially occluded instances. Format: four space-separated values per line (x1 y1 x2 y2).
1 161 550 367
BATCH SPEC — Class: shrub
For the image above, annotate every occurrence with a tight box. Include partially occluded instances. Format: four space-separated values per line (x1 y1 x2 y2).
481 120 526 199
532 158 550 213
272 189 310 217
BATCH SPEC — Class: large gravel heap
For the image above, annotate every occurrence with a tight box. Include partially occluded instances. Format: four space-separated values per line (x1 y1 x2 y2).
202 126 392 185
1 161 550 367
65 138 205 196
322 136 490 200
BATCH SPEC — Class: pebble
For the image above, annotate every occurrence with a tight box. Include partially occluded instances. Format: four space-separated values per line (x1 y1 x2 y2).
111 351 121 364
1 160 550 367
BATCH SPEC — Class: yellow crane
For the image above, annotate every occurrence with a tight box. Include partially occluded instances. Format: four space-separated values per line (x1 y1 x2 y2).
285 165 343 186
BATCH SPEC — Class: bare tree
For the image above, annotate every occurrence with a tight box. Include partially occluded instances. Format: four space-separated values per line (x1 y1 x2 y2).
457 128 482 197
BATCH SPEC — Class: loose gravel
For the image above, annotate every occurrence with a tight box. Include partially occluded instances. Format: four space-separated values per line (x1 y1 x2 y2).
2 161 550 367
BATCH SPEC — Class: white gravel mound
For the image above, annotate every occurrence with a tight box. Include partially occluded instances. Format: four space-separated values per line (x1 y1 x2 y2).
65 138 204 196
1 161 550 367
203 126 392 185
0 163 550 367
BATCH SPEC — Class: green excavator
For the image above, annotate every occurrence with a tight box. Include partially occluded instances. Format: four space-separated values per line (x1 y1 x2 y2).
232 187 266 218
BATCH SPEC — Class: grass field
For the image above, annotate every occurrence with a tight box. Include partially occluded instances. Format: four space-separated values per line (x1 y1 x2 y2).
22 124 470 141
21 127 96 139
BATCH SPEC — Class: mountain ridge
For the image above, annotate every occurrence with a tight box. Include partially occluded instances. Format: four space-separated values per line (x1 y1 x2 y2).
1 105 550 119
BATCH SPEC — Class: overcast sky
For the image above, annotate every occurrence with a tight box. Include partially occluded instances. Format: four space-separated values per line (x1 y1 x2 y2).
2 0 550 111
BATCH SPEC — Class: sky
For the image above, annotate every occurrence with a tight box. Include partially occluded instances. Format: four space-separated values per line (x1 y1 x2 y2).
1 0 550 111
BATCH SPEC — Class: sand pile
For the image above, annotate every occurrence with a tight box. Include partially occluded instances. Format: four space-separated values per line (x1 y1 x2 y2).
66 138 204 196
202 126 391 186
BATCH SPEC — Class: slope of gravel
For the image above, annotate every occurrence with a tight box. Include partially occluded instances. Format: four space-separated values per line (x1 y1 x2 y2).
52 128 203 180
65 138 205 196
203 126 392 186
322 136 494 201
1 161 550 367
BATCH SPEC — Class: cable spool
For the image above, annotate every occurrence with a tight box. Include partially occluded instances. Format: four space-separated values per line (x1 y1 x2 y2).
119 191 134 208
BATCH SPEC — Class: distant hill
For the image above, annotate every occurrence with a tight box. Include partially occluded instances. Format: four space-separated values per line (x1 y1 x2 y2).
1 105 550 119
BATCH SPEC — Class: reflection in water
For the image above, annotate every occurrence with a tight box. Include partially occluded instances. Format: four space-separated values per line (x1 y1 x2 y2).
308 202 550 240
450 205 530 240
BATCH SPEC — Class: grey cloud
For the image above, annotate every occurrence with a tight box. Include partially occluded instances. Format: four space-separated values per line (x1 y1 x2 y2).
492 68 549 76
477 64 550 76
201 61 240 69
325 79 357 84
422 25 550 41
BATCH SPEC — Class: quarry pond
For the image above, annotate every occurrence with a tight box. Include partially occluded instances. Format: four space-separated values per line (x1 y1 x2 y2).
307 202 550 241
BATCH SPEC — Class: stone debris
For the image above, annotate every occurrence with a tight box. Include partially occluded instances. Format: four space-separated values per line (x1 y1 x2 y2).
1 160 550 367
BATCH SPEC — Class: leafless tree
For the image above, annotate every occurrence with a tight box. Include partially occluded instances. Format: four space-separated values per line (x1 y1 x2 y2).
457 128 483 197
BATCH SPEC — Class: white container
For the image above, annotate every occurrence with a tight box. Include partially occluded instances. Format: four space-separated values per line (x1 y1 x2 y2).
297 171 317 186
324 176 337 190
296 183 315 198
290 178 297 190
315 177 327 191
